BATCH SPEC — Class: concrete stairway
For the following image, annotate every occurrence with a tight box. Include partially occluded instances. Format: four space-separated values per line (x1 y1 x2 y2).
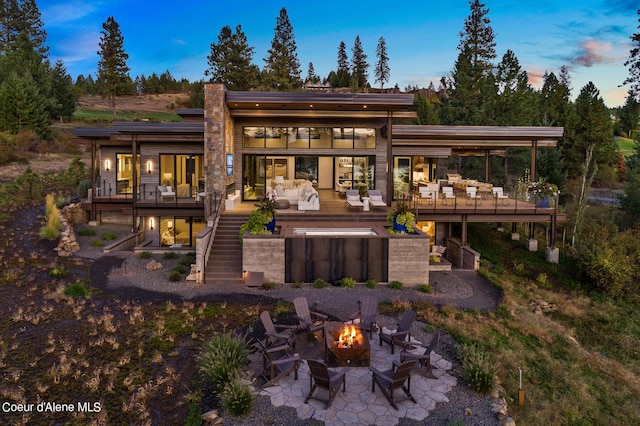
203 214 248 285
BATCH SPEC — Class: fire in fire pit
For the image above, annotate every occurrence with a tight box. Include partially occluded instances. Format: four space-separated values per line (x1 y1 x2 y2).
326 322 370 367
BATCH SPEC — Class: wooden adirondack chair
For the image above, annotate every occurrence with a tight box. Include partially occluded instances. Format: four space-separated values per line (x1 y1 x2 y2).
304 359 347 408
349 295 378 338
260 310 297 349
370 360 417 410
379 309 415 354
254 339 301 388
293 296 326 338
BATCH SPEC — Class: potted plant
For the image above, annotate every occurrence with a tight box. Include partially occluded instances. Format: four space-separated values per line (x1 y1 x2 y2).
239 193 277 238
527 181 558 207
386 197 415 234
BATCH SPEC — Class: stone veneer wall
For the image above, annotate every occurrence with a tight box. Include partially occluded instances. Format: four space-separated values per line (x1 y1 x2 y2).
203 84 234 216
242 236 285 283
387 236 430 286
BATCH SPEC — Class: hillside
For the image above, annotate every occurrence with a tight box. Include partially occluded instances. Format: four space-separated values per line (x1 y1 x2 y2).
77 93 191 113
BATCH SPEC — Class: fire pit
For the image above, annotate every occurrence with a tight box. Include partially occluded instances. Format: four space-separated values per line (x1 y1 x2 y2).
325 322 370 367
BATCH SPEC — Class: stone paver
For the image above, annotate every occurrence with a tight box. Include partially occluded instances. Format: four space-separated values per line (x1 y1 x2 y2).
259 328 456 426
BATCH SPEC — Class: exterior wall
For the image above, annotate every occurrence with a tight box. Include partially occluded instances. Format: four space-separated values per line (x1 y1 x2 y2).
100 211 134 225
387 235 430 286
204 84 234 216
242 236 285 283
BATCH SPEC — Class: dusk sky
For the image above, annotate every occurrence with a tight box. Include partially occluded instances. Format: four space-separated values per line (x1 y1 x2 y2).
40 0 639 107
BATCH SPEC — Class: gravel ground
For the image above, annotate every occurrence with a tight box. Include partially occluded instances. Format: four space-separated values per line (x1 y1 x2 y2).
74 222 502 425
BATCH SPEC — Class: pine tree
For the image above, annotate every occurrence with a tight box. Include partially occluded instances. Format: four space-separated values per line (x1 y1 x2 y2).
50 59 76 122
262 7 301 91
96 16 131 119
306 62 319 83
458 0 496 72
351 35 369 91
333 41 350 87
619 91 640 138
623 9 640 99
374 37 390 89
0 71 49 138
493 50 536 126
206 25 259 90
0 0 47 57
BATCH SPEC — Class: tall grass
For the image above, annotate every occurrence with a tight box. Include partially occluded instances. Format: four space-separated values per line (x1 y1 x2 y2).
39 193 61 240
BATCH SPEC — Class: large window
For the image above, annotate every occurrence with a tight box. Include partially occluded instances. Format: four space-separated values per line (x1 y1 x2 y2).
243 127 375 149
160 154 204 197
116 153 139 194
159 216 205 247
393 157 411 198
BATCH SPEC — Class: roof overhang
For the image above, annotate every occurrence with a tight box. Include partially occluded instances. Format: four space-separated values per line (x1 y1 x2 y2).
226 91 415 118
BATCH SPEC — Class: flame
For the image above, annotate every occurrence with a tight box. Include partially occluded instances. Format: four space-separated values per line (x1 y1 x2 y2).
336 324 362 348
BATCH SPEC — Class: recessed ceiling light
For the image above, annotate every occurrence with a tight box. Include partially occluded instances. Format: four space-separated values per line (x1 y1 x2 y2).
309 104 313 108
363 105 367 109
255 103 259 107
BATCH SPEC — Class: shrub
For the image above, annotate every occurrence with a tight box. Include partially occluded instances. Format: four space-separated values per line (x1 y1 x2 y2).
222 378 254 416
168 270 182 282
366 279 378 289
138 251 151 259
418 284 432 293
163 251 177 259
429 255 442 263
39 193 61 240
389 280 403 290
64 281 90 298
536 272 550 288
339 277 357 288
292 280 303 288
49 265 68 278
312 278 328 288
262 281 275 290
78 229 96 237
91 239 104 247
77 179 91 199
102 232 117 241
198 333 250 393
459 343 498 394
180 252 196 267
172 264 187 275
512 260 527 276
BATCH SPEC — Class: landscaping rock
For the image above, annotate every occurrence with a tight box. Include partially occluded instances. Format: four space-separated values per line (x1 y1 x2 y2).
146 260 163 270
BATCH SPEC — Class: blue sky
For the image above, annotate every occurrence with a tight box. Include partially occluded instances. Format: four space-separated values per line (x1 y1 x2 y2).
41 0 638 107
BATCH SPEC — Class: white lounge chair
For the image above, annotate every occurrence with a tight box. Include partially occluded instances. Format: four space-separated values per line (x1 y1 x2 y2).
158 185 176 201
466 187 481 205
367 190 386 208
441 186 456 205
493 187 509 205
345 190 364 208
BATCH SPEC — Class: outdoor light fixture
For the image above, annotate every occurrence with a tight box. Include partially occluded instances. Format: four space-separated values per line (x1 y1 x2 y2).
149 218 155 230
147 161 152 173
105 160 111 172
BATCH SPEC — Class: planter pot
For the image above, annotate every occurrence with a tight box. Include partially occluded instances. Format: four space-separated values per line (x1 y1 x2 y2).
265 216 276 233
537 197 550 208
393 217 409 234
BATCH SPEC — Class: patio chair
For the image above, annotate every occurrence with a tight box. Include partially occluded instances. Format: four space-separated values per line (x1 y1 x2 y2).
345 189 364 208
466 186 482 205
370 360 417 410
157 185 176 201
441 186 456 205
293 296 326 338
260 311 297 349
379 309 415 354
348 295 378 338
366 190 387 209
493 187 509 205
395 329 440 378
254 339 301 388
429 245 446 258
304 359 347 408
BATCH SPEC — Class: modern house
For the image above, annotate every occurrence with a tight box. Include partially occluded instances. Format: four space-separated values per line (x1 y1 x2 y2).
73 83 565 285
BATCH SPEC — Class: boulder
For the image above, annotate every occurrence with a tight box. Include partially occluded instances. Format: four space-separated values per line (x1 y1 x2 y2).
146 260 163 270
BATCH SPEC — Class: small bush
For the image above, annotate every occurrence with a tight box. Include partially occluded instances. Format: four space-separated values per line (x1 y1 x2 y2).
49 265 68 278
339 277 357 288
138 251 151 259
64 281 89 298
262 281 275 290
163 251 177 259
91 239 103 247
102 232 117 241
78 229 96 237
77 179 91 199
366 279 378 289
312 278 328 288
198 333 250 393
168 270 182 282
418 284 432 293
512 260 527 276
222 378 254 416
172 264 187 275
429 255 442 263
459 343 498 394
180 252 196 267
389 280 403 290
536 272 550 288
292 280 303 288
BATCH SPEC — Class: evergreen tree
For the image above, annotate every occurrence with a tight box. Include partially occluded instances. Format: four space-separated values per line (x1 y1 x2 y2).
262 7 301 91
458 0 496 72
0 71 49 138
623 9 640 99
206 24 259 91
493 50 536 126
50 59 76 122
96 16 131 119
332 41 350 87
189 80 205 108
570 82 616 179
619 90 640 138
0 0 47 57
75 74 96 95
414 92 439 125
305 62 319 83
374 36 390 89
351 35 369 91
